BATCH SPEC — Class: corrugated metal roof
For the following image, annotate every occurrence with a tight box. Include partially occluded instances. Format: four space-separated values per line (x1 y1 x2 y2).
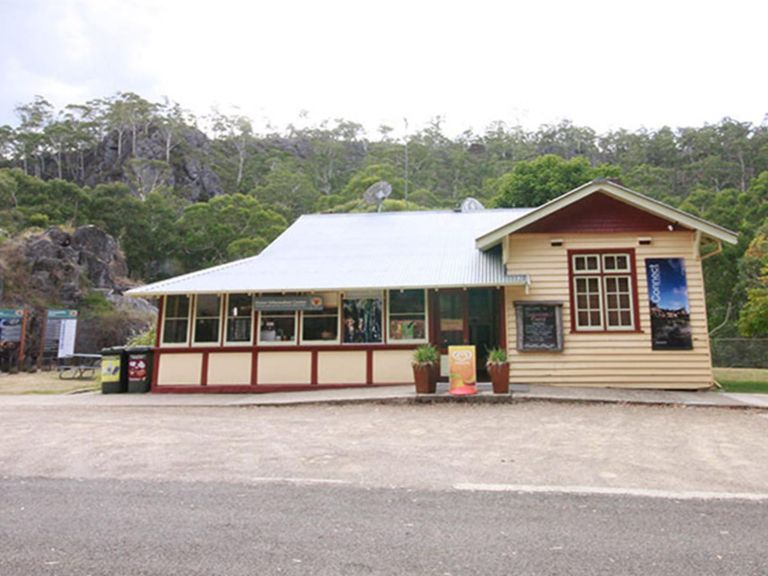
127 209 533 296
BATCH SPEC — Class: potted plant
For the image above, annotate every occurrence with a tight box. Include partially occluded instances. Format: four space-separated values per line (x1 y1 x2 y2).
412 344 439 394
486 347 510 394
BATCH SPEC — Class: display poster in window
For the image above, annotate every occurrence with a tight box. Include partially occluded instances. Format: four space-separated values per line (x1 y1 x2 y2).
515 302 563 352
0 309 24 343
343 295 382 343
448 345 476 393
646 258 693 350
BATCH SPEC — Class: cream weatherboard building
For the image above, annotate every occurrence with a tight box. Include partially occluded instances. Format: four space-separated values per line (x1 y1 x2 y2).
127 180 737 393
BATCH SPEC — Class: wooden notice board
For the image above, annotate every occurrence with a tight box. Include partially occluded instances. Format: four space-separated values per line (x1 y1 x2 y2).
514 302 564 352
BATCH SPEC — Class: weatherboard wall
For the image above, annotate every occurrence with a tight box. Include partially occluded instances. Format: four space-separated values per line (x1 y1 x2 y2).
504 231 713 389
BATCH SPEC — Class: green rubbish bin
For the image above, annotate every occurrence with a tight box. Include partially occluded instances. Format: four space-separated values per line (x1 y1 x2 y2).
101 347 127 393
126 346 154 393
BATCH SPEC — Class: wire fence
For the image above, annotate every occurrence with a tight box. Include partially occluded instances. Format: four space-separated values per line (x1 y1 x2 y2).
711 338 768 368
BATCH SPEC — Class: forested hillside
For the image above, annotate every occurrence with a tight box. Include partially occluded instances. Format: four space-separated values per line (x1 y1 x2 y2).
0 93 766 348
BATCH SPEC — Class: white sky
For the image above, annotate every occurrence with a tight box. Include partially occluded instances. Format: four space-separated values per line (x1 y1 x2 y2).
1 0 766 137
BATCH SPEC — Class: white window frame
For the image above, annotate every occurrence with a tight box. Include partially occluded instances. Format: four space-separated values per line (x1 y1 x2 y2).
603 275 635 331
191 294 223 346
386 289 429 344
571 252 636 332
160 294 192 347
257 310 298 346
223 293 254 346
572 274 605 331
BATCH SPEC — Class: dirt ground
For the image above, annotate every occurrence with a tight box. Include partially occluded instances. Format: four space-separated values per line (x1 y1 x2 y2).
1 401 766 495
0 370 99 394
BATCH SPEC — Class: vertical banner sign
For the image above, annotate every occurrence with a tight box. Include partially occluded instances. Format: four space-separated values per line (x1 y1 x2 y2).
0 309 24 343
645 258 693 350
448 345 477 394
46 309 78 358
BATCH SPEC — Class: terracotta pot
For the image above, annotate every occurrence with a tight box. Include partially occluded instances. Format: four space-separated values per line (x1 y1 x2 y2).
413 362 437 394
487 362 510 394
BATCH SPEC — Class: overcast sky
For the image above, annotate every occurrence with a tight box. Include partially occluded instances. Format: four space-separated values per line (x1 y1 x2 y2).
1 0 766 137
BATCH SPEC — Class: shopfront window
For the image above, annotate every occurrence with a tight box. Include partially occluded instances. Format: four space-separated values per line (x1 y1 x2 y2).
225 294 253 343
193 294 221 344
162 295 190 345
259 312 297 344
342 292 383 343
302 293 339 343
388 289 427 342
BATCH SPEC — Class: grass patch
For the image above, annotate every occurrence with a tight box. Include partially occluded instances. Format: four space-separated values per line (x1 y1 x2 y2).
0 371 100 395
713 367 768 394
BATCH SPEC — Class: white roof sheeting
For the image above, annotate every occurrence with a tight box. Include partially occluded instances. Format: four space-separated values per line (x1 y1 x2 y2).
127 209 534 297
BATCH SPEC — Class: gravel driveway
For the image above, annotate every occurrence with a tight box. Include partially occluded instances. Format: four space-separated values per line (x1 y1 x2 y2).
2 402 767 495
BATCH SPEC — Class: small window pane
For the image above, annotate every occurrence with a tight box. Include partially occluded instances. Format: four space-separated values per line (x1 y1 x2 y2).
226 294 252 343
620 311 632 325
163 295 190 344
196 295 220 318
619 294 630 308
389 290 425 314
166 295 189 318
589 295 600 308
588 278 599 291
590 311 601 325
607 294 617 308
163 320 188 344
618 277 629 291
260 313 296 343
302 308 339 342
194 319 219 343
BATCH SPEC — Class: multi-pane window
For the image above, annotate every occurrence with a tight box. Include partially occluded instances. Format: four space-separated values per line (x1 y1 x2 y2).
571 252 636 331
225 294 253 343
388 289 427 341
193 295 221 343
162 295 190 344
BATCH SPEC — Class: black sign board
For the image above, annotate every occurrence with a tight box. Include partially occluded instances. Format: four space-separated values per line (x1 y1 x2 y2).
515 302 564 352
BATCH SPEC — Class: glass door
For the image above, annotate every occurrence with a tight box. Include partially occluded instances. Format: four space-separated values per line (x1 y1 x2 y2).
437 290 466 350
433 288 501 380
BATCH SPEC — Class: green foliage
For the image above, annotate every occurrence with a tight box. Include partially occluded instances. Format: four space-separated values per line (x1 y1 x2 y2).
252 161 319 219
737 229 768 336
486 347 507 364
412 344 439 364
79 291 115 316
126 325 156 347
489 155 622 207
176 194 286 270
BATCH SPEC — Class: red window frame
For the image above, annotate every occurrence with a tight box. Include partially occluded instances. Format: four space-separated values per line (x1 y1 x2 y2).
567 248 641 333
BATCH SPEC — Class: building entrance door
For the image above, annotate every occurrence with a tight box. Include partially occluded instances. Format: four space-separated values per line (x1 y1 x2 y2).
434 288 502 380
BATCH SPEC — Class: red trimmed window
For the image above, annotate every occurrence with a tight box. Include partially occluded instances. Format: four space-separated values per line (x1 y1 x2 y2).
569 250 638 332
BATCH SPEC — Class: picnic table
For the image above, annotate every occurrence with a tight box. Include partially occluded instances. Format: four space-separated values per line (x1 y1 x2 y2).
57 353 101 380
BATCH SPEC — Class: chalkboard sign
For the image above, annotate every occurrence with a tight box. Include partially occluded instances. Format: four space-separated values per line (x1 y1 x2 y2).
515 302 564 352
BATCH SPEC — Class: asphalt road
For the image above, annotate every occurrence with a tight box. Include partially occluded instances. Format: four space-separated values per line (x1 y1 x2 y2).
2 402 767 575
1 476 766 576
